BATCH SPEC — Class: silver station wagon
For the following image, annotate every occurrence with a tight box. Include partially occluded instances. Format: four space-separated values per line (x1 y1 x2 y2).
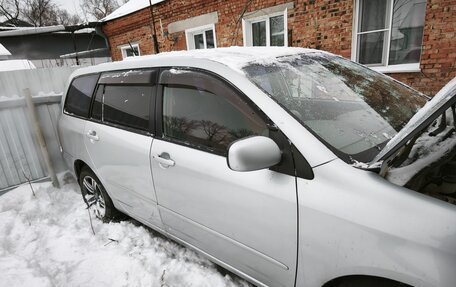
58 47 456 287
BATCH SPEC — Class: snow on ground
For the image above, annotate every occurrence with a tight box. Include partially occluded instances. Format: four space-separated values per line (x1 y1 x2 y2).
0 177 250 287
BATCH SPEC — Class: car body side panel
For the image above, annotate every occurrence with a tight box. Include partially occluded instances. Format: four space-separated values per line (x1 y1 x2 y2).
150 139 298 287
83 121 162 228
296 159 456 287
57 114 87 174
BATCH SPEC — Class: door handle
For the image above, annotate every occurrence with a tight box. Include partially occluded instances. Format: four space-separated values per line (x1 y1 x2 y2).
86 130 99 141
154 152 175 167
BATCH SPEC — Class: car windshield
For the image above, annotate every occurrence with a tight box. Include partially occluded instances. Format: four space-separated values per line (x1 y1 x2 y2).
243 53 428 163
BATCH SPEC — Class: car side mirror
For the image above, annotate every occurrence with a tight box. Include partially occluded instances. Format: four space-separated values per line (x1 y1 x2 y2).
227 136 282 172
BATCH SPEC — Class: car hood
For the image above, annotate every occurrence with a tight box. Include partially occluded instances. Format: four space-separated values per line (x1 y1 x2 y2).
371 77 456 166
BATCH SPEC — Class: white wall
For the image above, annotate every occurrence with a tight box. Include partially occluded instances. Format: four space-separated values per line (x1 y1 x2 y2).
0 66 77 98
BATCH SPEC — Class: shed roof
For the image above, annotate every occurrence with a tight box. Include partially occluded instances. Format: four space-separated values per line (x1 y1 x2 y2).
102 0 165 22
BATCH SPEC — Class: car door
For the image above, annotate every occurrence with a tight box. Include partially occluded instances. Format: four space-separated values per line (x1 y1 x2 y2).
84 69 163 229
150 68 299 287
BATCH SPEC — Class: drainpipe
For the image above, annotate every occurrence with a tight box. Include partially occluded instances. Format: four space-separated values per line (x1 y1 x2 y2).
71 31 80 66
149 0 160 54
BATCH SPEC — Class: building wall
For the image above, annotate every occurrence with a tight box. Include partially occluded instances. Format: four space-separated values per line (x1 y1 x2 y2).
102 0 456 96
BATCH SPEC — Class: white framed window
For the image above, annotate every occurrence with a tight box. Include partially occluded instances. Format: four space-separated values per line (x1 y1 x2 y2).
120 43 140 59
185 24 217 50
243 9 288 47
352 0 426 73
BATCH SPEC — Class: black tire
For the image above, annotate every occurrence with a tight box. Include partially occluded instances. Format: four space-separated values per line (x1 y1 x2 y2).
327 276 411 287
79 167 121 222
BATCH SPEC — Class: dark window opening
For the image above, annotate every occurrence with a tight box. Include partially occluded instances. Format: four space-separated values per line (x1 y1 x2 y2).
64 74 99 118
92 85 153 132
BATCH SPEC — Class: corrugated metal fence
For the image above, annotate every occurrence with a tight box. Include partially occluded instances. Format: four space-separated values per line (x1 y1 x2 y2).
0 67 76 191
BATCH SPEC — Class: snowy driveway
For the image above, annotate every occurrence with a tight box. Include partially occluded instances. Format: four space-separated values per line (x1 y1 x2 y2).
0 178 250 287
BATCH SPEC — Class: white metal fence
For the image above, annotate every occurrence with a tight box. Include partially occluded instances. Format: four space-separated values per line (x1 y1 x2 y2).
0 67 75 191
0 67 75 98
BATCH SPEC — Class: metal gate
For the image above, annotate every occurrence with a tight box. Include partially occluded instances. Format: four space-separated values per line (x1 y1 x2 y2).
0 95 66 191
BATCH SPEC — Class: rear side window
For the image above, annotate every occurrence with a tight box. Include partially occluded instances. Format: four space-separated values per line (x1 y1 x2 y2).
91 84 153 132
64 74 99 118
102 85 152 131
91 69 157 133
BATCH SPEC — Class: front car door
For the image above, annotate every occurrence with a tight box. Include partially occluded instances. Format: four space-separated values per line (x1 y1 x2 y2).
150 68 298 287
84 69 163 229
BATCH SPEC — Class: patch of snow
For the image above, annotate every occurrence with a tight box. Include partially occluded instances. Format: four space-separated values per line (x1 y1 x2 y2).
0 59 36 72
35 91 63 97
0 92 61 102
0 180 251 287
0 25 65 37
0 94 21 102
387 130 456 186
0 43 11 56
102 0 165 22
387 107 456 185
169 68 191 75
352 160 382 170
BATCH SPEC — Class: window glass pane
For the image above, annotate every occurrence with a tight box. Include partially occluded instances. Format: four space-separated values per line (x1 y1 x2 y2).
194 33 204 49
125 46 139 57
270 15 285 46
252 21 266 46
244 53 427 162
91 85 103 120
358 31 386 65
358 0 388 32
388 0 426 65
64 74 98 118
103 85 152 131
205 30 215 48
162 72 267 154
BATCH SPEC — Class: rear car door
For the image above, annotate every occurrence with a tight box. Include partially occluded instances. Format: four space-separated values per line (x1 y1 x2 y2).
84 69 162 229
59 74 99 173
151 68 299 287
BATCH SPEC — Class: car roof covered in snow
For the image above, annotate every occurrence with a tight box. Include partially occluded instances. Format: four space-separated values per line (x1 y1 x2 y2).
71 46 327 79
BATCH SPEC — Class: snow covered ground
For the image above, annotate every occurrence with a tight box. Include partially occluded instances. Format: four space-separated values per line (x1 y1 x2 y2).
0 175 250 287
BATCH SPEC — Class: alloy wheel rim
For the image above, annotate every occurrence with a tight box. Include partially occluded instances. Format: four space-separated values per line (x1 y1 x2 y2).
82 176 106 219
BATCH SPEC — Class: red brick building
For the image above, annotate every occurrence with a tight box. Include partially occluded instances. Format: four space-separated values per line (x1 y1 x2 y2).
101 0 456 96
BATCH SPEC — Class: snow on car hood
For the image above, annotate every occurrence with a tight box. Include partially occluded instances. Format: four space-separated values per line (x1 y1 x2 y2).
372 77 456 164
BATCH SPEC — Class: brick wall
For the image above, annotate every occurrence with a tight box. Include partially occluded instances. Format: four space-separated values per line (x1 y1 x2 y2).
102 0 456 96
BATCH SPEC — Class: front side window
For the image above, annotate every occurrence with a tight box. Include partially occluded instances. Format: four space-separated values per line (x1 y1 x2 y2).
185 25 216 50
243 53 428 163
244 13 287 47
121 43 140 59
160 69 268 154
64 74 99 118
354 0 426 70
92 85 152 132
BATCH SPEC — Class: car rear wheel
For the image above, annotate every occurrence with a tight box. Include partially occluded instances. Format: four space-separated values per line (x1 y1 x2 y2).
325 276 412 287
79 167 121 222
